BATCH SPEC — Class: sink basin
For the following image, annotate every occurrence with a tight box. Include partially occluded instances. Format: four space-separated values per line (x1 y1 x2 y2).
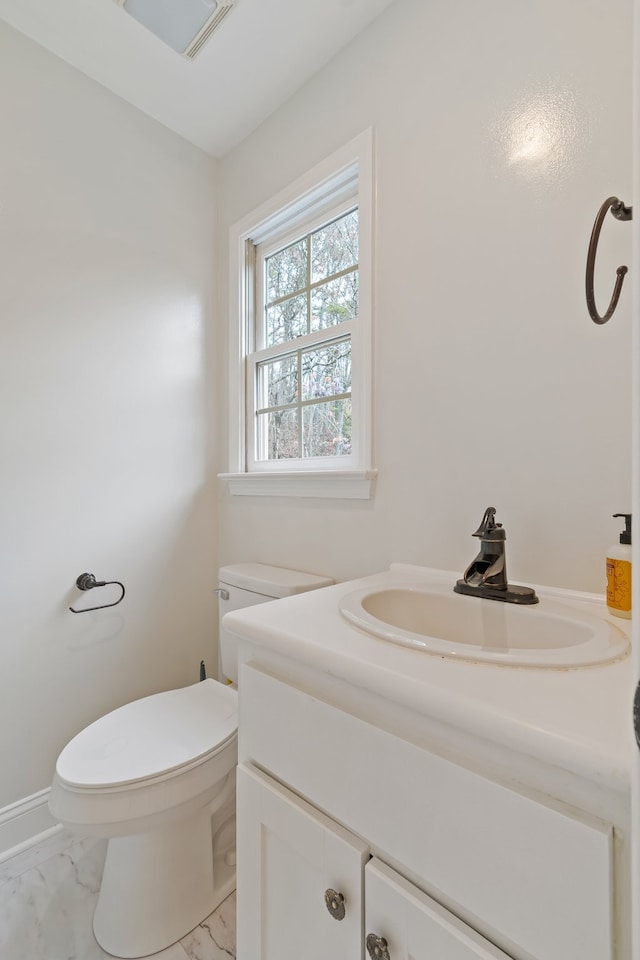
338 583 629 667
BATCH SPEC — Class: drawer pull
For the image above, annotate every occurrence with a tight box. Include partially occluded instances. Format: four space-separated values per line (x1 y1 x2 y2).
366 933 391 960
324 888 346 920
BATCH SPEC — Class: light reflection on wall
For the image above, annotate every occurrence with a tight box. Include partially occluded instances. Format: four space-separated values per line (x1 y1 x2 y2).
495 87 585 184
158 291 204 383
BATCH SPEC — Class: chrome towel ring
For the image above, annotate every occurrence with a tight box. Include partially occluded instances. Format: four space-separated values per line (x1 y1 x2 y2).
586 196 632 325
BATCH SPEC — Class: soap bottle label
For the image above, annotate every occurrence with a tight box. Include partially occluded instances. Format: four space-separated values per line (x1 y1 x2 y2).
606 558 632 613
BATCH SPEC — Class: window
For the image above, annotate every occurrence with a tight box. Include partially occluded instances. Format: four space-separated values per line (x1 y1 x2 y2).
251 207 357 464
224 131 375 499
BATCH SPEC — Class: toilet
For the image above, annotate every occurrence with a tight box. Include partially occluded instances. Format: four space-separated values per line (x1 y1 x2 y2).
49 563 333 959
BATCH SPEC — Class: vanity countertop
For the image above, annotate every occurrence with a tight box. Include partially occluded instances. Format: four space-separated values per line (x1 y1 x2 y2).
222 564 634 803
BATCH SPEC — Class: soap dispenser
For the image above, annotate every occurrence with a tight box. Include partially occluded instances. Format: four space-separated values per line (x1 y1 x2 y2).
606 513 632 619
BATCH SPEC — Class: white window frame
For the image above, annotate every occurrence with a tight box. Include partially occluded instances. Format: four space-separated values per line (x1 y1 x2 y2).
221 130 376 499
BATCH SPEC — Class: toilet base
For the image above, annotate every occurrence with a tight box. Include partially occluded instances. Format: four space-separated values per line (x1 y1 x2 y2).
93 801 236 958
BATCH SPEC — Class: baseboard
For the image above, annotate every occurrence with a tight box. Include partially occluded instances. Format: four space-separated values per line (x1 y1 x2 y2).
0 788 57 860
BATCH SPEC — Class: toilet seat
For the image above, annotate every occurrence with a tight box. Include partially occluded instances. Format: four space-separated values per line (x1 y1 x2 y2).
55 679 237 789
49 680 238 837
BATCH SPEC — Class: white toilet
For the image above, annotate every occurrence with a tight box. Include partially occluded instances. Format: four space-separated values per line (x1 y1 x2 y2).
49 563 332 959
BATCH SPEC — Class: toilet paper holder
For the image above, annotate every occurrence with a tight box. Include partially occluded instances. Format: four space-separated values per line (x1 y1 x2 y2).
69 572 126 613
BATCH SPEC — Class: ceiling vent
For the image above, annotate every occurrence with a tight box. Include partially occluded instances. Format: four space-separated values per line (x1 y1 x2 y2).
114 0 237 60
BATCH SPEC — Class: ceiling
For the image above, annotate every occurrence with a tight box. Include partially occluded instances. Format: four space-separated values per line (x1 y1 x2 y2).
0 0 396 157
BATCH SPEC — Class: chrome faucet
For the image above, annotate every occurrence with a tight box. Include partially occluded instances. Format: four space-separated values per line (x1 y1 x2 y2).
454 507 538 605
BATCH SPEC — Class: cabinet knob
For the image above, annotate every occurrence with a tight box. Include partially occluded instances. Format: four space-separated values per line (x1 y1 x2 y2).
366 933 391 960
324 888 346 921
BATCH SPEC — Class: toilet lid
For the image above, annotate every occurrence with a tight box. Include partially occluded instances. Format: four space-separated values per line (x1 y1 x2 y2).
55 680 237 789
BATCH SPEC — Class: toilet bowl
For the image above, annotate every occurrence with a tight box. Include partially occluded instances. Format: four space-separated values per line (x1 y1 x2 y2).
50 680 238 958
49 563 332 959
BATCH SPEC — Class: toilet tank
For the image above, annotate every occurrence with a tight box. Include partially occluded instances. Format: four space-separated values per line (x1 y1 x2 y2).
217 563 333 683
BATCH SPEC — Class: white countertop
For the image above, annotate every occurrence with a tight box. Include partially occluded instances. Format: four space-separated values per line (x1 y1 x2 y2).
222 564 634 798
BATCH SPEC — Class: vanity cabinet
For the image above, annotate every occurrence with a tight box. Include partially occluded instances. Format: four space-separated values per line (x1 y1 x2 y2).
236 660 618 960
238 763 515 960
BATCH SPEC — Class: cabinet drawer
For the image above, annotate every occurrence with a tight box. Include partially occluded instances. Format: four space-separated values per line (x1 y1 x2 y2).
366 857 514 960
239 661 613 960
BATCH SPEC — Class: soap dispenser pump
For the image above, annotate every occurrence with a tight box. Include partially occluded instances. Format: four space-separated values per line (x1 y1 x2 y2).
606 513 632 619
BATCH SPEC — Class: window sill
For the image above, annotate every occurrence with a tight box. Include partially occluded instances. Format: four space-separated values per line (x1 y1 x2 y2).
219 470 377 500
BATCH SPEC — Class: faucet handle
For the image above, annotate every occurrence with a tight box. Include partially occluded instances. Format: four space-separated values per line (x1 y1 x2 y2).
472 507 505 540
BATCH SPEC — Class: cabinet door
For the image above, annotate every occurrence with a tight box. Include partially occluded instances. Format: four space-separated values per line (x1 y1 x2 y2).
365 859 514 960
237 764 368 960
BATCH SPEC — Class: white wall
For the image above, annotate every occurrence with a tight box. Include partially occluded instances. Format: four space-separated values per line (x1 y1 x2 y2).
217 0 632 594
0 22 218 828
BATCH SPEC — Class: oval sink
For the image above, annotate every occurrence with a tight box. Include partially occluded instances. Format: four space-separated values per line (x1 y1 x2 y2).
338 583 629 667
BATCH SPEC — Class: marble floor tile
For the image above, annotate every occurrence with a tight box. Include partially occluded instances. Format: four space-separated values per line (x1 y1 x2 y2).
0 827 76 886
0 833 236 960
181 894 236 960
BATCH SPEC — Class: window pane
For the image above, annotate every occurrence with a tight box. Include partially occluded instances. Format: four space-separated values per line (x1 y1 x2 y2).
266 239 307 303
310 273 358 332
266 293 308 346
258 354 298 409
311 210 358 283
301 340 351 401
258 409 299 460
303 399 352 458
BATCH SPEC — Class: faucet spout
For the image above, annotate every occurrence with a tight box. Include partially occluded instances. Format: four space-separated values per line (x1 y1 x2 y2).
463 552 506 589
454 507 538 605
